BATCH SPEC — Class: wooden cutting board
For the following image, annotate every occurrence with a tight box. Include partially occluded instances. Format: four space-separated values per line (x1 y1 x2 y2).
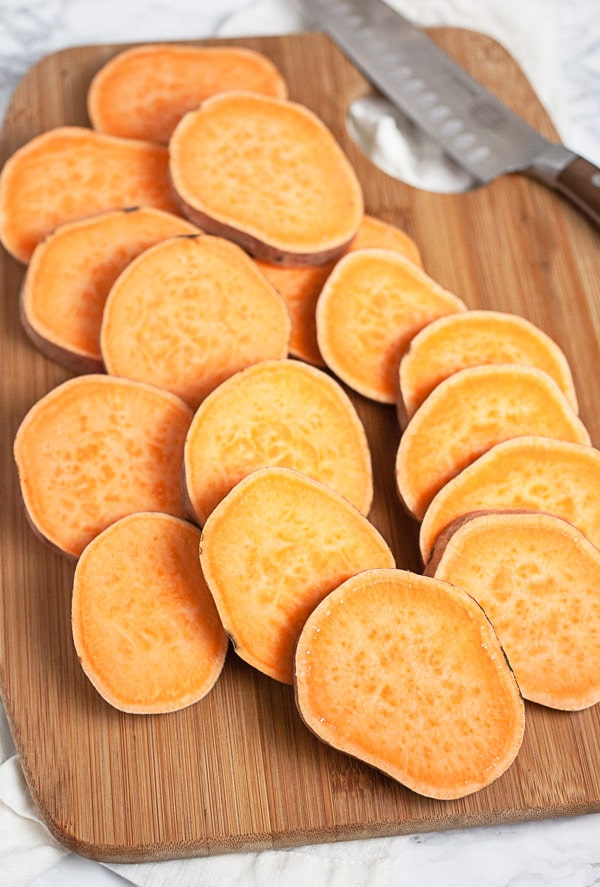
1 28 600 863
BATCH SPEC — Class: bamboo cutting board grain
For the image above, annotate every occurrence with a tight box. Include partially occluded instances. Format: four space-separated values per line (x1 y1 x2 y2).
1 29 600 862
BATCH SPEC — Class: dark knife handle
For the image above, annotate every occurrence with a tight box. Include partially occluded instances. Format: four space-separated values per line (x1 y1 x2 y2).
541 155 600 231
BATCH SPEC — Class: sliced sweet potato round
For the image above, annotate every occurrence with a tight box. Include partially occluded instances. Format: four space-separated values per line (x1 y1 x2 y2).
183 358 373 524
88 43 288 143
0 126 179 263
169 91 363 266
256 214 423 366
21 207 200 373
294 568 525 799
13 374 193 559
72 512 228 714
100 234 291 409
255 261 333 366
419 436 600 563
398 309 578 424
199 467 395 684
426 511 600 711
316 248 466 403
395 364 590 520
349 214 423 264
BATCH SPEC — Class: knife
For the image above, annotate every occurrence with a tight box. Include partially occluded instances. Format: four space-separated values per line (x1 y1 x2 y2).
302 0 600 230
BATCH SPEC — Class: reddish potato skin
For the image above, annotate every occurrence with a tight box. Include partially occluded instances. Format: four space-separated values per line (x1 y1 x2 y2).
19 282 105 374
423 508 549 574
171 180 356 269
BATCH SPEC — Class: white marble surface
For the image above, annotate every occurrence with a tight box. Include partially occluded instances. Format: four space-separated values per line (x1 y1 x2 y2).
1 1 599 886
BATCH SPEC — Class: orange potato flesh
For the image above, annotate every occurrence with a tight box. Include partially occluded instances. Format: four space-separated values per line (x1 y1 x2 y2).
349 214 423 262
316 248 466 403
200 467 394 684
420 436 600 563
169 92 364 265
100 235 291 409
13 374 193 558
396 364 590 520
255 262 332 366
21 208 200 372
183 359 373 524
256 214 423 366
0 126 179 263
399 309 578 423
72 512 228 714
427 511 600 711
295 569 524 799
88 44 288 143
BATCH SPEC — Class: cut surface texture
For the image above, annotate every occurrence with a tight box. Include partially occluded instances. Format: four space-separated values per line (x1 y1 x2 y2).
256 214 423 366
316 248 466 403
100 234 291 409
72 512 227 714
169 91 363 266
426 512 600 711
398 309 578 424
21 208 200 372
199 467 395 684
13 375 193 558
183 359 373 524
395 365 590 520
349 214 423 264
0 126 179 263
255 261 332 366
294 569 525 799
88 43 288 143
420 436 600 563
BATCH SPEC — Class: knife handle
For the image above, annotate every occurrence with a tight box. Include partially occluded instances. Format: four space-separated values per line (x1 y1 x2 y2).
553 156 600 231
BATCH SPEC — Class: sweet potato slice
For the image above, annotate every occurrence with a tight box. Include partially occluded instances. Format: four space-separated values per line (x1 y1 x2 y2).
294 569 524 799
88 43 288 143
256 214 423 366
316 248 466 403
100 234 290 409
199 467 395 684
426 511 600 711
20 208 200 373
169 91 363 266
420 436 600 563
349 214 423 263
396 365 590 520
72 512 228 714
398 309 578 424
0 127 179 263
254 262 333 366
183 358 373 524
13 374 193 559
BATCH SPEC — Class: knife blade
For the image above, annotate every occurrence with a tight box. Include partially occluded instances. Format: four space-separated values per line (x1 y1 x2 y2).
302 0 600 230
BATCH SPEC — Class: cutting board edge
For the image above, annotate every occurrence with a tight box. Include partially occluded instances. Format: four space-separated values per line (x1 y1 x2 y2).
39 799 600 863
2 28 600 863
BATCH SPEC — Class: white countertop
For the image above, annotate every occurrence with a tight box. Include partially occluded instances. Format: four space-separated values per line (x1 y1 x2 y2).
1 2 599 886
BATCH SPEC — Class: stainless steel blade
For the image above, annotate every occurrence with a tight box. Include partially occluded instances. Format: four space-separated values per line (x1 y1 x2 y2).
302 0 600 227
302 0 576 184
